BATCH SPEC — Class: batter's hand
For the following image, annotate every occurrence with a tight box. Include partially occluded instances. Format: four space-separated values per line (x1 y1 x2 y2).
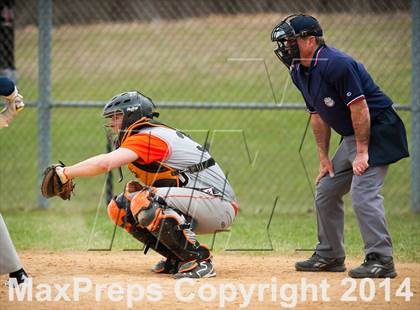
0 88 24 128
352 152 369 176
316 158 335 185
4 87 24 112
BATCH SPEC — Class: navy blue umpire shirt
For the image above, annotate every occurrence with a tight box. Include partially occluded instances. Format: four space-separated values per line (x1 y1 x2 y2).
291 44 393 136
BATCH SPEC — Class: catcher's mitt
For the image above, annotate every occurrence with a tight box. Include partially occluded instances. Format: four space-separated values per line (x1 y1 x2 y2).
40 162 75 200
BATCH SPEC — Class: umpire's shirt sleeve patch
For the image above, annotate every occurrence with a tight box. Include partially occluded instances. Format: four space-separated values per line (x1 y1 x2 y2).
327 58 365 107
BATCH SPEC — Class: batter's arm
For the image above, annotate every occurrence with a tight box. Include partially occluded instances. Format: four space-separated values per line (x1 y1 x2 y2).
310 113 335 184
349 99 370 175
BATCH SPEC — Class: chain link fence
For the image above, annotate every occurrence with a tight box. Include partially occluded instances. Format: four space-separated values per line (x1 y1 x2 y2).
0 0 416 216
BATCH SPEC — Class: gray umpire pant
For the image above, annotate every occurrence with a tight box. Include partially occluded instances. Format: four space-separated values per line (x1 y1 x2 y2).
315 135 393 258
0 213 22 274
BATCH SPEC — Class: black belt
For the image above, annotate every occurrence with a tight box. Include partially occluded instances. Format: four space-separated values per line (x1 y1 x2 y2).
171 158 216 176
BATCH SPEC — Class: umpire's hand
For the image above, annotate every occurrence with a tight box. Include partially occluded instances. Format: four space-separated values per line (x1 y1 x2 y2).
316 158 335 185
353 152 369 176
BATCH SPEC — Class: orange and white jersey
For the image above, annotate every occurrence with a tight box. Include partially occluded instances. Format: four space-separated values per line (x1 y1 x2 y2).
120 125 236 202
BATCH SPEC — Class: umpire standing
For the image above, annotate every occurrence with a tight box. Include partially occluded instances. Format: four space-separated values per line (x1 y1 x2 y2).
271 14 409 278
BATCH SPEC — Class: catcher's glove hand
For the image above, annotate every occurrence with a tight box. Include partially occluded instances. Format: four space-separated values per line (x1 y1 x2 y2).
125 180 144 194
40 162 75 200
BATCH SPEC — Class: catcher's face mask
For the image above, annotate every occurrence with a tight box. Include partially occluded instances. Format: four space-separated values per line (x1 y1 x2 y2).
102 91 159 135
104 112 123 135
271 14 323 70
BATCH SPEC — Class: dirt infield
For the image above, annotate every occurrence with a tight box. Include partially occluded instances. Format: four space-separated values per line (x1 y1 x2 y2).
0 251 418 309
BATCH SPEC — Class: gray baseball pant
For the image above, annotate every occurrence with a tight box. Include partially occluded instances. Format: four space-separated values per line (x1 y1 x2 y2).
315 135 393 258
0 213 22 274
155 187 237 235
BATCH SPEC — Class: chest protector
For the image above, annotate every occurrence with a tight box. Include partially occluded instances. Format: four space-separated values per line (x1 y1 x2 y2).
119 117 188 188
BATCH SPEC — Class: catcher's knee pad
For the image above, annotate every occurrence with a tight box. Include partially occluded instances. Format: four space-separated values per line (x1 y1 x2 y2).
108 193 181 263
107 194 136 232
129 190 210 262
130 190 167 230
108 188 165 233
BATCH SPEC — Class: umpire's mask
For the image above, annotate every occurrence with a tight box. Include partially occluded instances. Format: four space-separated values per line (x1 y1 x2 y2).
271 14 323 70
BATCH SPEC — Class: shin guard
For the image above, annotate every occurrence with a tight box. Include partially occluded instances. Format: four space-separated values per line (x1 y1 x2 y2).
107 192 179 263
129 190 210 263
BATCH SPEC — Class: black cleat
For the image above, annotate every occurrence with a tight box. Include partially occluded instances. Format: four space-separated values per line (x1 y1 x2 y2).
295 253 346 272
174 259 216 279
151 258 179 274
348 253 397 278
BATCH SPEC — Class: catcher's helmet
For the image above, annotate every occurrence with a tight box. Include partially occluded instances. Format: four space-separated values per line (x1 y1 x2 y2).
102 91 159 132
271 14 323 69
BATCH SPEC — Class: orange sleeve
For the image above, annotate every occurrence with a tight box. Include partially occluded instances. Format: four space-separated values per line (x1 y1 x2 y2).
120 133 170 164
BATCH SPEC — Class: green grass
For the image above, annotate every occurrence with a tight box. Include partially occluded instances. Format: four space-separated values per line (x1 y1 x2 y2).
0 13 417 260
2 205 419 262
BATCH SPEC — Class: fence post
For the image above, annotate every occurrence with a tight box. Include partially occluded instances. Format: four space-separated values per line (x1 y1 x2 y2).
412 0 420 213
37 0 52 208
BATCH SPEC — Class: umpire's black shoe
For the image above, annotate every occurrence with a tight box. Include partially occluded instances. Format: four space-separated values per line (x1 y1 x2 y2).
348 253 397 278
295 253 346 272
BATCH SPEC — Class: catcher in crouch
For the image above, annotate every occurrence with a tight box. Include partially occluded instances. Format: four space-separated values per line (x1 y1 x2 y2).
41 91 238 279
